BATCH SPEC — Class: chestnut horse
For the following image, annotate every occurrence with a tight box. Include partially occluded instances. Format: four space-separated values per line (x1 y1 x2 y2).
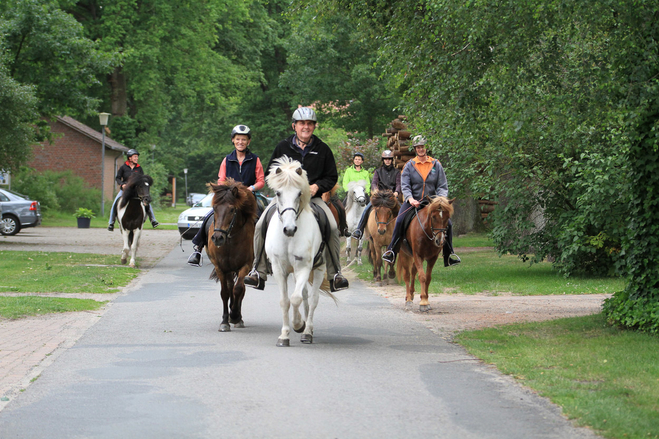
397 197 454 312
206 180 257 332
365 190 399 284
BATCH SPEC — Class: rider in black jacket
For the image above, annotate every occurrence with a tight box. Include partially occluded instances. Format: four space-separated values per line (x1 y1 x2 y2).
244 107 349 292
108 149 159 231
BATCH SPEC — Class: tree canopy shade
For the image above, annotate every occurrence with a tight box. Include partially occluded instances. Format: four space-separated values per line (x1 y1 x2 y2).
328 0 658 330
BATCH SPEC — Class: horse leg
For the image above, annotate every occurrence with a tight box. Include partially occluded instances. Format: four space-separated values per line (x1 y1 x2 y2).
300 266 324 344
120 230 131 265
356 237 363 265
370 238 381 282
230 266 249 328
218 273 233 332
418 256 439 313
273 266 291 347
345 236 352 262
404 256 418 310
128 228 142 268
291 267 312 335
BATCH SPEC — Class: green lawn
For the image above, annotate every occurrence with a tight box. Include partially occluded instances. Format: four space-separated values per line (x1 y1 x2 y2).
41 204 188 230
351 248 625 295
0 251 138 294
0 296 106 319
457 314 659 439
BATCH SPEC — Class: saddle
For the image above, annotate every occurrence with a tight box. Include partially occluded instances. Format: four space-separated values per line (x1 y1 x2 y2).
260 201 331 269
399 199 431 256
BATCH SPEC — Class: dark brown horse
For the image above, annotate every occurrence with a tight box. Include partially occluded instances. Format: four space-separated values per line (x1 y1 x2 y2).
322 183 348 237
397 196 454 312
366 190 399 284
206 179 257 332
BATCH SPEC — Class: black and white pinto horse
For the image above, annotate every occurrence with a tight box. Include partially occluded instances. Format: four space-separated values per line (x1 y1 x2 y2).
117 173 153 267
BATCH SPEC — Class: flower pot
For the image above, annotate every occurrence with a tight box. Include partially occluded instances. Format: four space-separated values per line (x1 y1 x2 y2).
77 217 91 228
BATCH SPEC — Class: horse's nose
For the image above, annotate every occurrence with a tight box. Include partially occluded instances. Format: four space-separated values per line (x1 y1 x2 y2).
284 226 297 237
212 234 226 247
378 228 386 235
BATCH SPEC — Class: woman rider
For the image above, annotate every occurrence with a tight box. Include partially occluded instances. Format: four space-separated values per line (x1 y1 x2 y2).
342 152 371 195
108 149 159 231
381 136 460 267
351 149 401 240
187 125 265 266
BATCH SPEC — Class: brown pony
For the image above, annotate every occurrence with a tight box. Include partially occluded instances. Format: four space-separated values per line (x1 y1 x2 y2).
206 179 258 332
322 183 348 236
397 196 454 312
366 190 399 284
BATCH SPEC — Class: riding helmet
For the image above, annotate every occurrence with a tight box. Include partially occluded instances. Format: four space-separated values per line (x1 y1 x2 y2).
292 107 317 123
354 152 365 160
412 135 427 147
231 124 251 139
381 150 394 159
126 149 139 157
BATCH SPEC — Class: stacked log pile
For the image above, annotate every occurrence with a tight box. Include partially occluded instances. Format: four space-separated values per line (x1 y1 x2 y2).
382 116 414 170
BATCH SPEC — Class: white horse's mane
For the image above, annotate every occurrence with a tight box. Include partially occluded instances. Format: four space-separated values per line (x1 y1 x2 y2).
345 179 367 212
266 156 311 209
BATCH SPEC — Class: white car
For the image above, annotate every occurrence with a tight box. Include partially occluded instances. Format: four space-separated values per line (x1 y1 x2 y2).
178 193 213 239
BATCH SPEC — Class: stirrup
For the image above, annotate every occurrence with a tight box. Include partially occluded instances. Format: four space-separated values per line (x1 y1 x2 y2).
382 250 395 264
446 253 461 266
244 269 266 290
151 220 159 228
330 273 349 292
187 247 203 267
351 229 363 240
107 223 114 232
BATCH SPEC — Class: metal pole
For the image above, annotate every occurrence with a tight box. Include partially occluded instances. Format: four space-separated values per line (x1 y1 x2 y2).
101 129 105 216
184 169 188 204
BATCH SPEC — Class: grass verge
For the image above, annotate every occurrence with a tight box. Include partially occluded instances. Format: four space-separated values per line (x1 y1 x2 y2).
349 248 625 295
40 206 186 230
456 314 659 439
0 251 138 294
0 296 106 320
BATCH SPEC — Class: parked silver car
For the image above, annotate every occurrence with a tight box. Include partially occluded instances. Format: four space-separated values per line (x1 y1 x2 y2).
177 193 213 239
0 188 42 235
186 192 206 206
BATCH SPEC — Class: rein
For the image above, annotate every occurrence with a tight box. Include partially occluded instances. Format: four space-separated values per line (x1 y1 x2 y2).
415 206 447 245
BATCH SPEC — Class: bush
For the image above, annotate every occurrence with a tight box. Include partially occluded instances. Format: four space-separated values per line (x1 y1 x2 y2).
12 167 100 213
603 290 659 335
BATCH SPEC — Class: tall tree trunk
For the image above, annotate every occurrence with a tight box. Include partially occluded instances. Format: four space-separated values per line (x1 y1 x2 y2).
109 67 127 116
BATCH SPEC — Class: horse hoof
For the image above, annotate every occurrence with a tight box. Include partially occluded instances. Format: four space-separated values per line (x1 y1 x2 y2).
277 338 290 347
129 263 136 268
293 321 306 333
419 305 431 312
233 321 245 328
388 272 396 279
121 259 127 265
300 334 313 344
357 259 363 265
405 301 414 310
219 323 231 332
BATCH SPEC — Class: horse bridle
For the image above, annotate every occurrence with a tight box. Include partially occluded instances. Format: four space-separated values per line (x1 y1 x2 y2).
416 206 447 246
374 207 394 227
213 207 238 239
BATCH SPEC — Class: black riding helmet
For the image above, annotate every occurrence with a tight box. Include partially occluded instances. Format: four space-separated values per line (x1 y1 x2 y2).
354 152 365 160
126 149 139 158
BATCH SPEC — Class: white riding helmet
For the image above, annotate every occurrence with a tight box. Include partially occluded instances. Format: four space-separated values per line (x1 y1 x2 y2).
412 135 427 147
231 124 251 139
292 107 317 123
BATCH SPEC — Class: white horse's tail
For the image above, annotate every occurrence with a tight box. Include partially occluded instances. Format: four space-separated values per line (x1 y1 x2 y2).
307 274 339 305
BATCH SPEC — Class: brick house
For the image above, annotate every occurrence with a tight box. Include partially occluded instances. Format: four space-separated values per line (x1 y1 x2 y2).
30 116 130 203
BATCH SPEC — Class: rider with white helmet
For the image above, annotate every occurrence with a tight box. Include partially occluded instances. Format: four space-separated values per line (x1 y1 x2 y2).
244 107 350 292
108 149 159 231
187 124 265 266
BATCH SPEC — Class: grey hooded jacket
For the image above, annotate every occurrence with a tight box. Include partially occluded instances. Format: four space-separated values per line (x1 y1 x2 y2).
401 158 448 202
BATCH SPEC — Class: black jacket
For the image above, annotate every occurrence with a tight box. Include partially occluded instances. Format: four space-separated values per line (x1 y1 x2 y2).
266 135 338 197
115 162 144 186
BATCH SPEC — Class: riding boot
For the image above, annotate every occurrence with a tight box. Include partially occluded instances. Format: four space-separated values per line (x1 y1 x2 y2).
443 220 461 267
244 268 265 290
146 205 159 228
187 245 203 267
352 204 372 239
108 198 119 231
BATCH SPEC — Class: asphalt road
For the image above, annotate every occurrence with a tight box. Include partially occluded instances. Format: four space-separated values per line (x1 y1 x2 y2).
0 242 598 439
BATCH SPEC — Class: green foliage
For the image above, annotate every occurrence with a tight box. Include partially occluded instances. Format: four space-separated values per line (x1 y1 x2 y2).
603 290 659 335
72 207 94 219
281 4 400 138
12 167 101 213
335 135 384 174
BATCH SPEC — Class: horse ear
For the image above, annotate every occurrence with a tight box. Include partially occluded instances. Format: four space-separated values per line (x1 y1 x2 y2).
232 186 239 197
296 167 302 175
449 197 456 204
276 167 282 174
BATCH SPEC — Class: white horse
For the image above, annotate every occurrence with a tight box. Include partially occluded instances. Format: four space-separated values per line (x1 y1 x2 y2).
116 174 152 268
265 157 337 347
344 180 368 264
